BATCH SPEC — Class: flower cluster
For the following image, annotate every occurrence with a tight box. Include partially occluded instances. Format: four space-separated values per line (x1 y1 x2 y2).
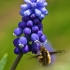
13 0 48 54
20 0 48 20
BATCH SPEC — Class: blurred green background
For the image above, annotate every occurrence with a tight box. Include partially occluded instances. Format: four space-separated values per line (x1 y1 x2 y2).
0 0 70 70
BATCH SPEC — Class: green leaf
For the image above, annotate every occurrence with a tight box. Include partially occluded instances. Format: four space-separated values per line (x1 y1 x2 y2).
0 53 8 70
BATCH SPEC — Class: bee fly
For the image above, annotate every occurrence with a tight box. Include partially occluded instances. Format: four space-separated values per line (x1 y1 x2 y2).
28 45 65 66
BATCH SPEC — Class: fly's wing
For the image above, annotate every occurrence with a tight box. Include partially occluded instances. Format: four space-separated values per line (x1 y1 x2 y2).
49 50 66 55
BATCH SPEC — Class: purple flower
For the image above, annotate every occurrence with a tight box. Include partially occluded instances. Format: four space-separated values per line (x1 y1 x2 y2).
14 47 22 54
27 20 33 27
32 25 39 33
32 42 41 54
30 13 36 20
33 18 40 25
38 23 43 30
23 27 31 35
20 9 32 16
39 34 47 43
37 30 43 37
13 38 19 47
20 0 48 19
13 27 23 37
18 36 27 47
31 33 39 42
22 45 29 53
18 21 26 29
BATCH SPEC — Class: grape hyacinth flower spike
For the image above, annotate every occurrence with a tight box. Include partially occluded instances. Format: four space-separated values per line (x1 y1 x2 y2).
20 0 48 20
10 0 54 70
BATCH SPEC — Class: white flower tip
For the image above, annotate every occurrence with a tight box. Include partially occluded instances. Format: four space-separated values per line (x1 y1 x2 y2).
19 43 24 48
13 33 17 37
44 2 48 6
34 40 40 43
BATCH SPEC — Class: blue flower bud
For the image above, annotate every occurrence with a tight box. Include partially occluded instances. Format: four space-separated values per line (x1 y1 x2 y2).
43 2 48 7
22 45 29 53
31 33 39 42
32 25 39 32
39 34 47 43
23 9 32 16
37 30 43 37
33 18 40 25
38 23 43 30
20 4 30 11
39 14 45 20
27 20 33 27
18 21 26 29
35 43 41 50
35 9 41 17
44 10 48 15
30 13 36 20
20 10 24 16
18 36 27 47
31 3 36 8
39 7 47 14
13 38 19 47
14 47 22 54
20 9 32 16
23 27 31 35
37 0 47 7
32 42 41 54
14 27 22 36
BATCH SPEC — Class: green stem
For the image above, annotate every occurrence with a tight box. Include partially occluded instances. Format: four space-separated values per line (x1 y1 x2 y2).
10 53 23 70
